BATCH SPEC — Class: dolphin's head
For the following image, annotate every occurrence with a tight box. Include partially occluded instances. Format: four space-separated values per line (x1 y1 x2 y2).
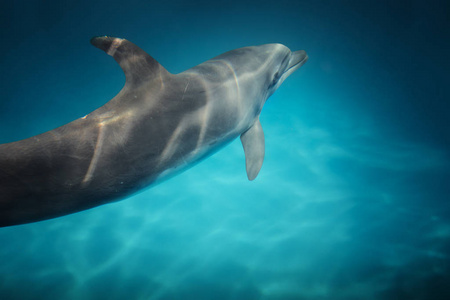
213 44 307 104
257 44 308 97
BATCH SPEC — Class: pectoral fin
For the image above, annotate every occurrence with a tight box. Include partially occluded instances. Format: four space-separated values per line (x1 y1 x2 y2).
240 119 265 181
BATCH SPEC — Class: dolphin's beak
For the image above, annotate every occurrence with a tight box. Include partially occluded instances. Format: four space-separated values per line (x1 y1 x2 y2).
277 50 307 86
283 50 308 78
278 50 308 84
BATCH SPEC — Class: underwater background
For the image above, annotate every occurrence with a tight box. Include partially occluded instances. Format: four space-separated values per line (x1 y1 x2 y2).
0 0 449 299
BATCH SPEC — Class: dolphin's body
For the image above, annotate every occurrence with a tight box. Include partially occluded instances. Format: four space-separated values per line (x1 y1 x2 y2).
0 37 307 227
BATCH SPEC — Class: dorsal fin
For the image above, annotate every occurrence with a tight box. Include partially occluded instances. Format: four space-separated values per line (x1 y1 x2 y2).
90 36 169 85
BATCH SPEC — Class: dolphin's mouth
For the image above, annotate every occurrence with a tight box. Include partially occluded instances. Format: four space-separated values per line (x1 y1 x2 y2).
283 50 308 77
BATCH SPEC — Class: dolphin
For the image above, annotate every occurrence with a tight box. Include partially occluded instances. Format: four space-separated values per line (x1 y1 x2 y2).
0 36 307 227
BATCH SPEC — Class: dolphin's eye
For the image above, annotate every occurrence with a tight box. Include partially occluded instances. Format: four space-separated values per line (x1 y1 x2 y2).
274 72 281 80
270 72 281 87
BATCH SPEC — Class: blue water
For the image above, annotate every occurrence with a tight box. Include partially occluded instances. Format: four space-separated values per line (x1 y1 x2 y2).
1 1 449 299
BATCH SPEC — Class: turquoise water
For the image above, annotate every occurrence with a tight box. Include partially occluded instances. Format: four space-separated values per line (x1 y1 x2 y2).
1 1 449 299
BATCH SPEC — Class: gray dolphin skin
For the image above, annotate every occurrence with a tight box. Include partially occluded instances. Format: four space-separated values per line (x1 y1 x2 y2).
0 36 307 227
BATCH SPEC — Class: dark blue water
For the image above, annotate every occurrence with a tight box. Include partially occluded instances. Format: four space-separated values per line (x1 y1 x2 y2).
1 1 449 299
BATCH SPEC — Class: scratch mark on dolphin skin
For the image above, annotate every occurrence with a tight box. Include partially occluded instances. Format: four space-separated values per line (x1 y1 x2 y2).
195 103 211 154
158 70 165 90
82 123 106 186
181 77 191 101
157 123 184 168
207 59 242 116
222 60 240 100
107 38 124 57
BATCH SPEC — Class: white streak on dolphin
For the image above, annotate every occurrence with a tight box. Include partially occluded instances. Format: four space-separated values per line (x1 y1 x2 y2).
0 37 308 227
